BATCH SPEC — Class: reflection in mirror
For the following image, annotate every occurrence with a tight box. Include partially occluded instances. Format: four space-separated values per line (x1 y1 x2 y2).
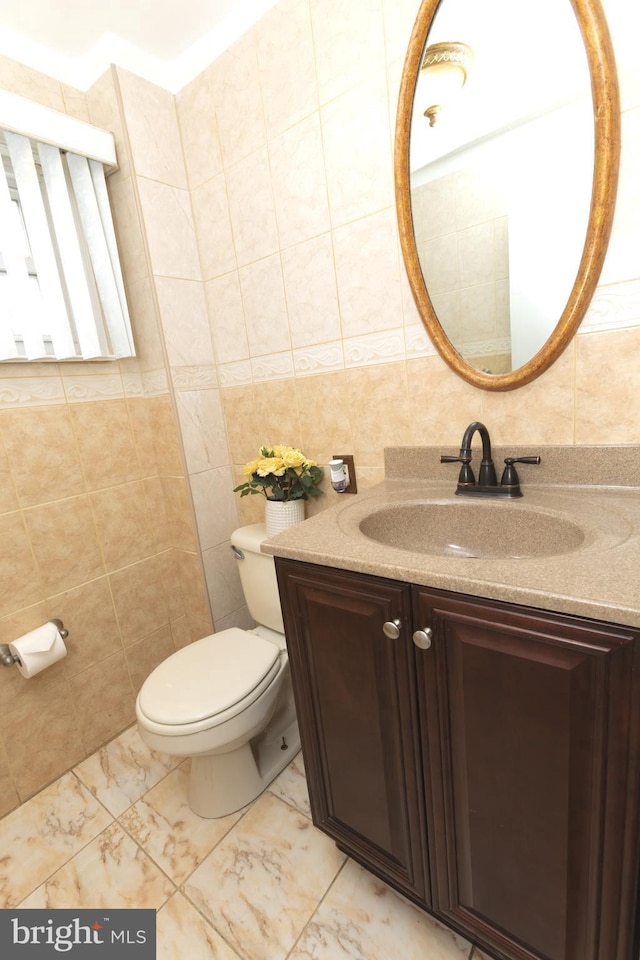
395 0 620 390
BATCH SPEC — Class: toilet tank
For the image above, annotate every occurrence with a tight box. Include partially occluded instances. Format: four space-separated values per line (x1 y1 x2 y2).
230 524 285 634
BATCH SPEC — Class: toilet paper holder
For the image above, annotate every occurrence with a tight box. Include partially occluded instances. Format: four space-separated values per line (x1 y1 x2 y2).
0 619 69 667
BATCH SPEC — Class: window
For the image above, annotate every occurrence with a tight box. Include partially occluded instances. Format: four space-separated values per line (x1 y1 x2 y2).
0 129 135 362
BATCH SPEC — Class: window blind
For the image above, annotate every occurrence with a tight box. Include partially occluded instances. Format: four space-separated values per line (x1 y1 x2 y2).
0 130 135 361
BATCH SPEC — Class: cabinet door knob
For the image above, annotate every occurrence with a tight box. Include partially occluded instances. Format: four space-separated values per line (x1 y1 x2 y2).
382 619 402 639
412 627 433 650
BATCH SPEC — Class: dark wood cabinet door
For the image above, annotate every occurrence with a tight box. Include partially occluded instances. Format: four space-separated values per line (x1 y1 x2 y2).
414 587 640 960
276 559 429 903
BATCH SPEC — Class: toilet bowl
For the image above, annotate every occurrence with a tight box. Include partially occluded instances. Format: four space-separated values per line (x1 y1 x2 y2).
136 524 300 818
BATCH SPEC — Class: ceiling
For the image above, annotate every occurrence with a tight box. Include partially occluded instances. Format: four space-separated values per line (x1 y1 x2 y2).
0 0 278 93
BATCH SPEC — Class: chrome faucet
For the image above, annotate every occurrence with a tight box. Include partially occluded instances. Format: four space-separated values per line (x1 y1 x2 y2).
441 421 540 498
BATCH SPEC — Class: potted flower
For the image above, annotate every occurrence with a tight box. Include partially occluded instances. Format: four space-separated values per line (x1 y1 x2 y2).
234 445 324 535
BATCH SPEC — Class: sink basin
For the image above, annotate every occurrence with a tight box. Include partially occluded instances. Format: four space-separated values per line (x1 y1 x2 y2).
359 501 586 559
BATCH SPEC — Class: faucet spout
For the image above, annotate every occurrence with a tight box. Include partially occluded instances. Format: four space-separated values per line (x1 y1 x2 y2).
459 421 497 487
441 422 541 497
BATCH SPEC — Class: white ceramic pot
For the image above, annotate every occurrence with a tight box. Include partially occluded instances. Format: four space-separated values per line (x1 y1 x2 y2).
265 498 305 536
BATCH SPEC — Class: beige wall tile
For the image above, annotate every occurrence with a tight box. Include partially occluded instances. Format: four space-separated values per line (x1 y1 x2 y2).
205 272 250 364
407 356 484 446
576 328 640 443
0 54 65 109
1 405 85 507
69 652 136 754
179 551 212 624
296 371 352 465
345 362 412 465
125 277 166 372
162 476 198 551
90 482 156 571
0 513 44 619
320 72 393 227
155 277 215 368
269 114 330 249
0 737 19 818
157 549 186 623
109 556 170 647
282 234 341 349
142 477 172 553
109 175 149 288
255 0 318 139
150 395 185 478
117 68 187 187
333 209 403 337
202 542 245 623
176 66 223 190
310 0 386 105
190 466 239 551
70 399 140 490
125 624 175 694
211 31 266 168
0 435 18 514
23 496 105 597
191 174 237 281
175 388 230 474
137 177 201 280
240 255 291 356
53 578 123 679
3 678 85 800
226 148 279 267
127 397 159 478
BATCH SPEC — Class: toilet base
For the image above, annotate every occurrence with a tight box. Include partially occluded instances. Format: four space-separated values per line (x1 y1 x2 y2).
188 715 301 818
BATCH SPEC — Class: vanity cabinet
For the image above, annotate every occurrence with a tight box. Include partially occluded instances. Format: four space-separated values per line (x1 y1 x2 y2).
275 558 640 960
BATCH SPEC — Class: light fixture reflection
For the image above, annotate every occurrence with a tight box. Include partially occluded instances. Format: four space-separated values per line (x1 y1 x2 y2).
420 41 474 126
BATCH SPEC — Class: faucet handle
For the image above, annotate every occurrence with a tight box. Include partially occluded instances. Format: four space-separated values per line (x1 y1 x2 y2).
441 455 475 488
501 456 541 491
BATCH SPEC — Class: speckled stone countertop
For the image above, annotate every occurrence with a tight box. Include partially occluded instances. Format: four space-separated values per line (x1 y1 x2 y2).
263 446 640 628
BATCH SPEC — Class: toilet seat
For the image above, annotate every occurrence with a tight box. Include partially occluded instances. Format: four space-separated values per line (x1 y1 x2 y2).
137 628 280 728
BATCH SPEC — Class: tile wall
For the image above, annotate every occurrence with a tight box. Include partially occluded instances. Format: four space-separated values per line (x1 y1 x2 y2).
172 0 640 509
1 0 640 819
0 61 212 816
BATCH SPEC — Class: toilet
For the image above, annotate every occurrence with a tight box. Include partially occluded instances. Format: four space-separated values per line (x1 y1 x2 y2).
135 524 300 818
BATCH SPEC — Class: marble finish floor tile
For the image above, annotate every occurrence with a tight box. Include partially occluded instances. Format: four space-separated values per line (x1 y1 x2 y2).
120 765 245 885
183 791 346 960
289 859 473 960
0 771 114 908
157 892 244 960
20 821 175 909
74 725 179 816
267 750 310 819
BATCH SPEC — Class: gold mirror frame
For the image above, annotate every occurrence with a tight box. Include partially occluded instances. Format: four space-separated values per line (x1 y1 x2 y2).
395 0 621 391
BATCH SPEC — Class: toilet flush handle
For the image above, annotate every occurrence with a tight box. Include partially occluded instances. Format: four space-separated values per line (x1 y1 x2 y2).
230 545 244 560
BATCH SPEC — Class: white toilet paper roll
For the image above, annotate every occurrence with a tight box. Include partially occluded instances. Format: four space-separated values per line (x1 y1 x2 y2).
9 621 67 678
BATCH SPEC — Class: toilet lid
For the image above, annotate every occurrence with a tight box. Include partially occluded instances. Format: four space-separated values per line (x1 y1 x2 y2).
138 629 280 725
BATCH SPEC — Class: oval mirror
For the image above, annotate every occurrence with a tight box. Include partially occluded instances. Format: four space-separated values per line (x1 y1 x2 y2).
395 0 620 390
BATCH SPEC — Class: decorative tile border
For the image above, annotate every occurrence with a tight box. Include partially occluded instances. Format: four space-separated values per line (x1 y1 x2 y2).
293 342 345 377
251 352 294 382
218 360 253 388
63 374 125 402
404 323 437 359
140 369 170 397
0 377 65 408
344 329 406 368
580 279 640 334
171 365 219 392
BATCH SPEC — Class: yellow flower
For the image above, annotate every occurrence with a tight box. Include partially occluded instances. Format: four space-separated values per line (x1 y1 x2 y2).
243 458 261 477
256 457 286 477
281 448 307 469
234 443 324 501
